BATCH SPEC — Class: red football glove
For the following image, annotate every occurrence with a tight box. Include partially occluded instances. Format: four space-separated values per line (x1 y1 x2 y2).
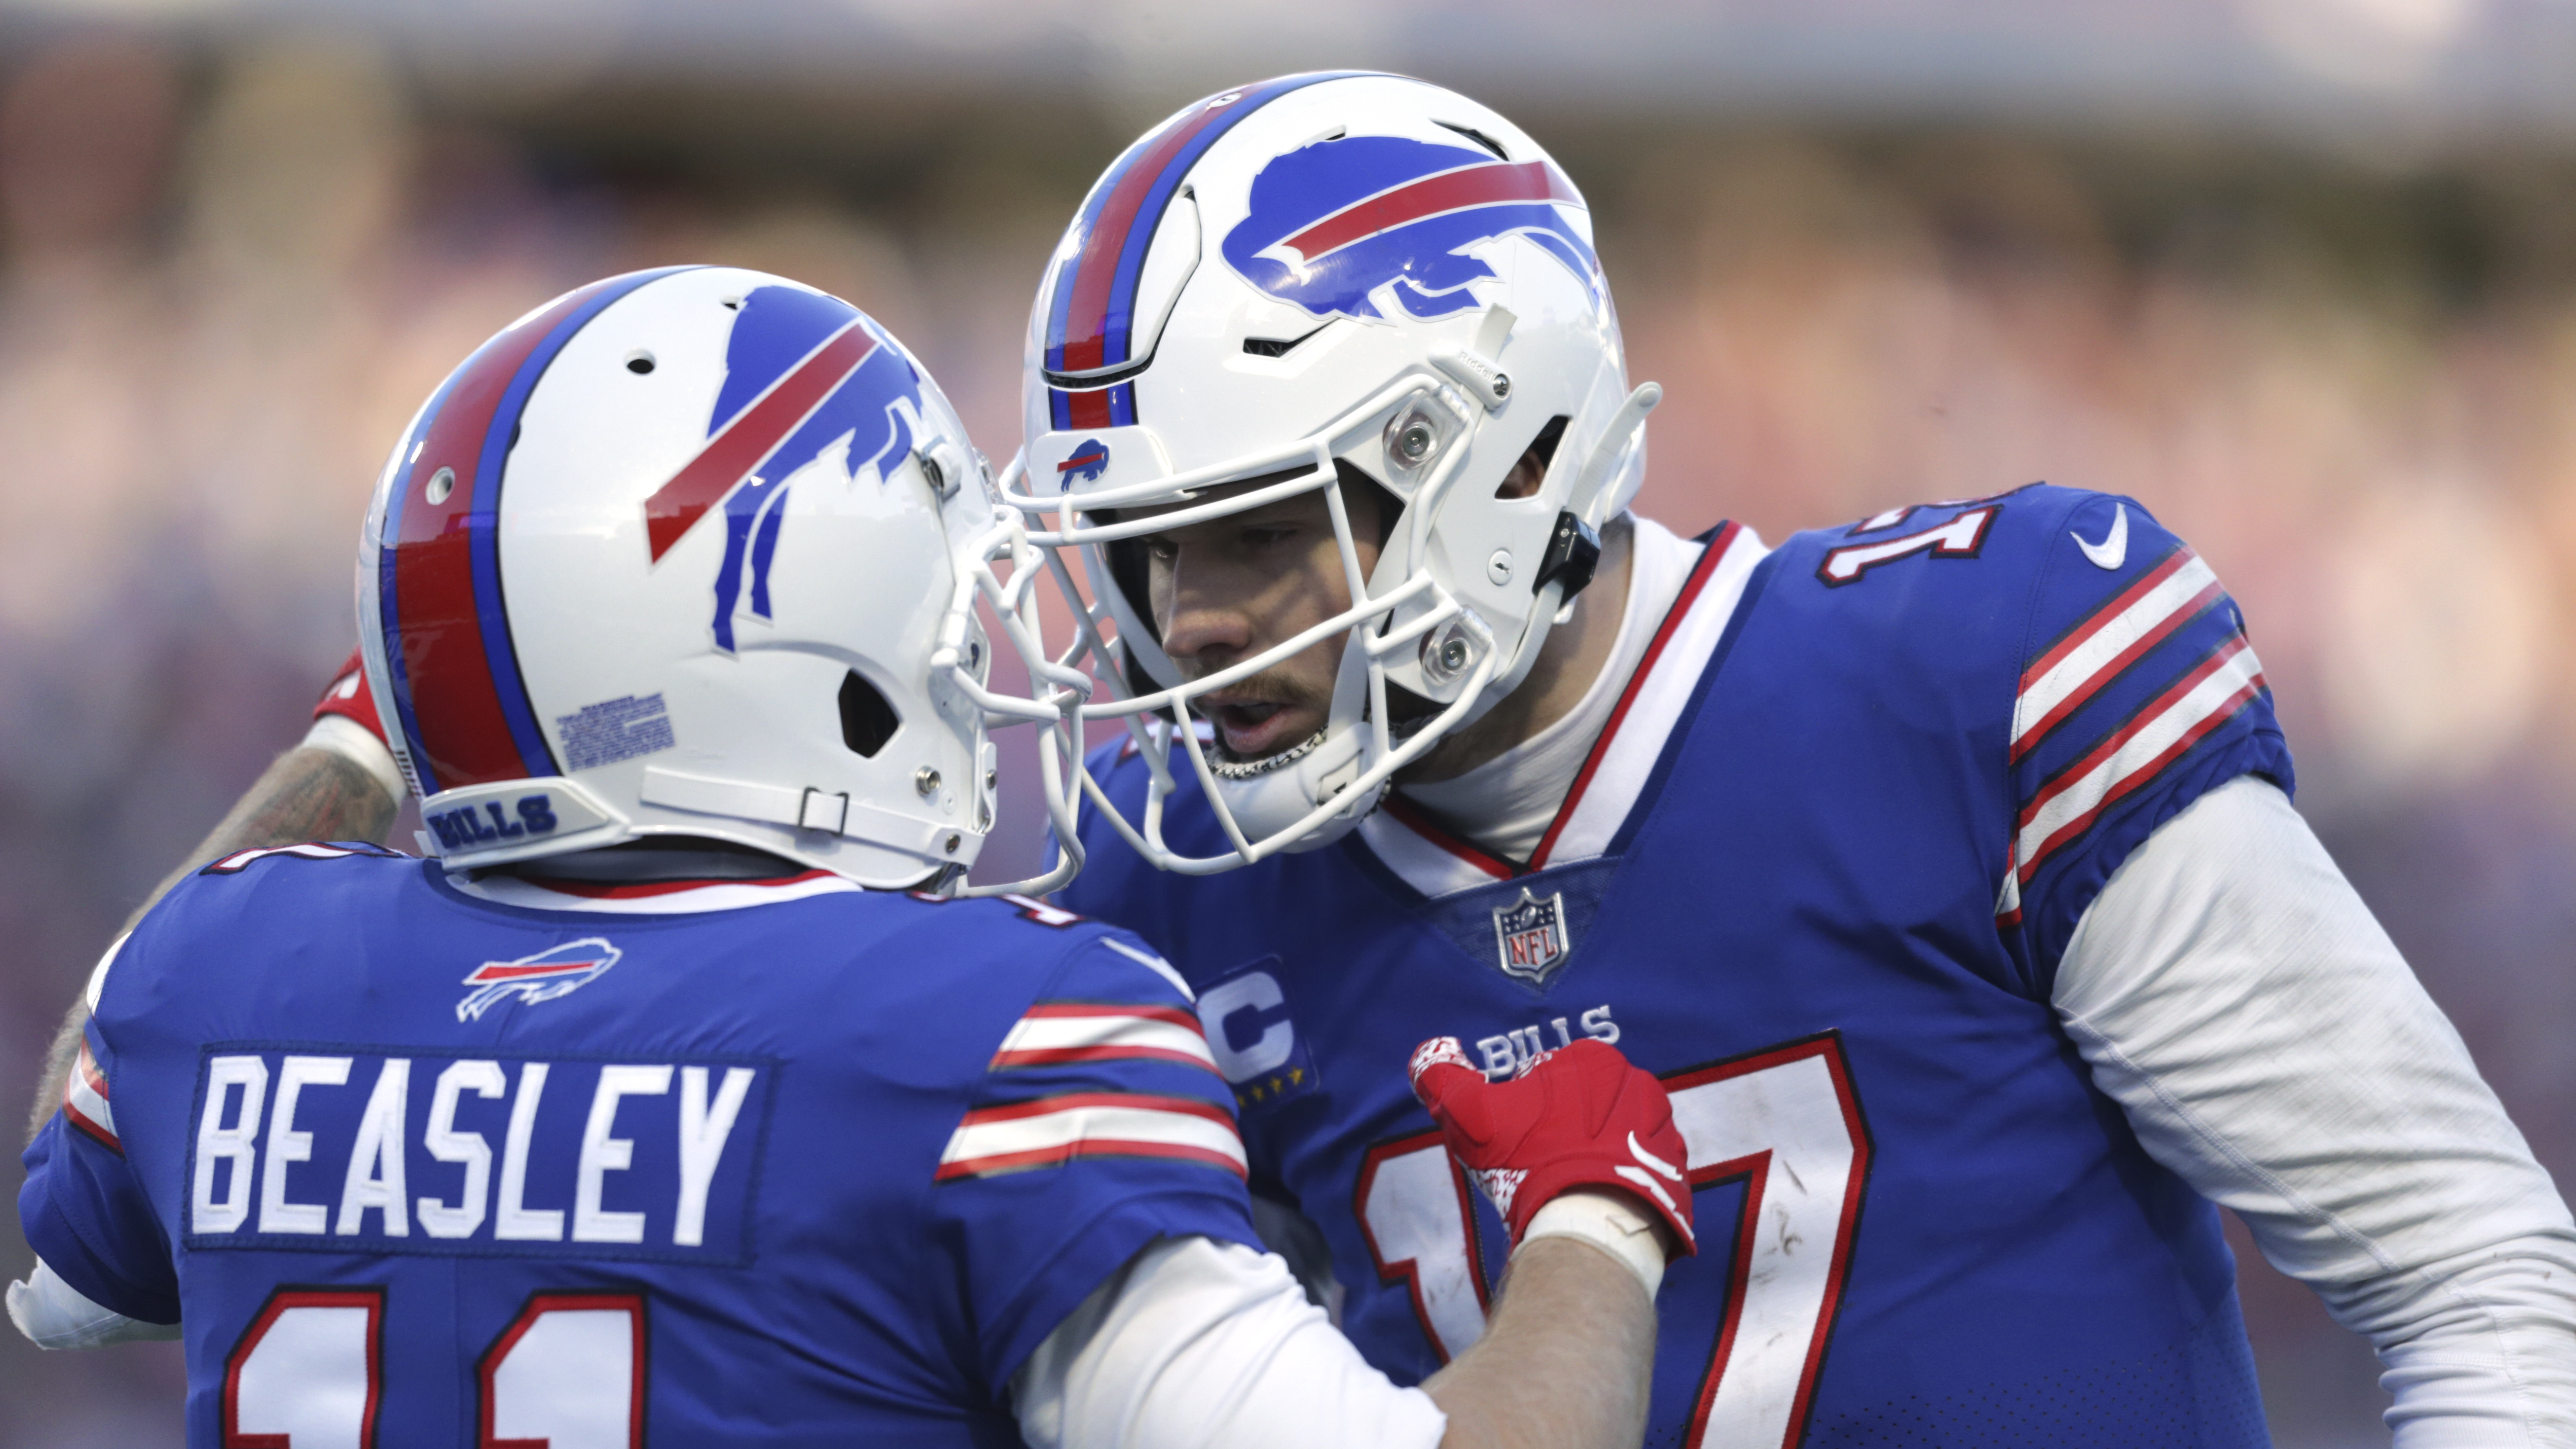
1409 1036 1695 1256
312 646 390 746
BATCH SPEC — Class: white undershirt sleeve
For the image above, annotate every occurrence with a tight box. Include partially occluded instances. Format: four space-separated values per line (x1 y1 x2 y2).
1013 1235 1448 1449
7 1259 179 1349
2057 775 2576 1447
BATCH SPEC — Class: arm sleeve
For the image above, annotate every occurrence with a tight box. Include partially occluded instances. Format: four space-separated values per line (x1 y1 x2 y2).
931 931 1268 1387
1012 1235 1447 1449
17 1012 180 1326
8 1258 181 1349
2056 774 2576 1447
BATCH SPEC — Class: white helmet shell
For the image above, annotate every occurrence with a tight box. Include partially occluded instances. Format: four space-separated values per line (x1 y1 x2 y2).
1005 73 1655 872
358 266 1083 890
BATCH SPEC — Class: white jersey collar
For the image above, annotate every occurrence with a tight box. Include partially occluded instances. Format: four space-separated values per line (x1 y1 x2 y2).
445 868 864 915
1356 519 1769 899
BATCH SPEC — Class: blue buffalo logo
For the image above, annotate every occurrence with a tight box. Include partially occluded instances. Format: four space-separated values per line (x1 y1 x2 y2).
1056 438 1110 490
643 285 925 652
1220 136 1600 322
456 937 621 1022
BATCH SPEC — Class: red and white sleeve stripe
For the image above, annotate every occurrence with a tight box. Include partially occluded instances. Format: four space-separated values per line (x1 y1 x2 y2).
936 1092 1247 1182
990 1004 1223 1075
2012 548 2224 763
63 1039 119 1153
2000 633 2270 922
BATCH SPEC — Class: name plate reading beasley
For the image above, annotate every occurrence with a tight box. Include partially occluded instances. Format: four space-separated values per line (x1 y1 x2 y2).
182 1044 775 1265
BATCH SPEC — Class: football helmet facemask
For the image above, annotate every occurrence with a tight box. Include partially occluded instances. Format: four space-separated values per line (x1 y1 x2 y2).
1004 73 1657 873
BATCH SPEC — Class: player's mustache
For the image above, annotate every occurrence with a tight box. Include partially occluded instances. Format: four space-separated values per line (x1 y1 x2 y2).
1179 668 1332 713
1179 664 1335 761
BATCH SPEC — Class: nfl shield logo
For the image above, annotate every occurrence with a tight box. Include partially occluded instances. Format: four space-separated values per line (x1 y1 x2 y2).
1491 887 1570 984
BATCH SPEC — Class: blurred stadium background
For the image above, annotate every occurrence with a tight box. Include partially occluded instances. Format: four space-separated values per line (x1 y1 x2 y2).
2 1 2572 1442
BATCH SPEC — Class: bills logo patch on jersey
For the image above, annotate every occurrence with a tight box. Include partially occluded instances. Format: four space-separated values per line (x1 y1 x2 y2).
457 937 622 1022
1220 136 1600 321
1492 887 1570 985
641 285 927 651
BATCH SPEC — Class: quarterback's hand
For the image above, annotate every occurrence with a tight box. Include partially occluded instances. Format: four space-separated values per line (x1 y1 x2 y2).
1409 1036 1694 1260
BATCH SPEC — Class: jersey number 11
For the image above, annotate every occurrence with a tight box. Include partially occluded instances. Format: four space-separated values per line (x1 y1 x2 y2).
223 1287 644 1447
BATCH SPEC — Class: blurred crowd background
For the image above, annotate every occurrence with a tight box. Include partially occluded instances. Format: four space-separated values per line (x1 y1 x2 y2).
2 1 2572 1443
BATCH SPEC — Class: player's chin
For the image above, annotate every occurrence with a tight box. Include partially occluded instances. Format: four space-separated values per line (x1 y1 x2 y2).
1199 699 1326 761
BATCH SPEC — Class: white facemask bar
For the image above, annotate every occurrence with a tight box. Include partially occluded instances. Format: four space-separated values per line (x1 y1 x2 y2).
931 508 1095 898
999 372 1509 873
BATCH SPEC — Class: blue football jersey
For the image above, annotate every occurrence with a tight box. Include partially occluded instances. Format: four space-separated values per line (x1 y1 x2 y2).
1062 486 2292 1447
21 849 1259 1446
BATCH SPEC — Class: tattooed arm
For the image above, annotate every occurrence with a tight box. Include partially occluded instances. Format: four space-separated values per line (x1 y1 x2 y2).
27 743 399 1143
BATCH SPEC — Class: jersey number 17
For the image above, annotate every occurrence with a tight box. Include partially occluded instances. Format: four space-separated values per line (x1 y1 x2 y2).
1356 1034 1870 1449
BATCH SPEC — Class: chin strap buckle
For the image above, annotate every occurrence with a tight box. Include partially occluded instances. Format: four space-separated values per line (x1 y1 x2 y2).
1534 510 1602 602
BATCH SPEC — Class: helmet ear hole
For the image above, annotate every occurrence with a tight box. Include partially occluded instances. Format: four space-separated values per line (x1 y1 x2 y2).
1104 533 1159 647
1331 459 1403 550
1496 415 1572 500
838 670 900 757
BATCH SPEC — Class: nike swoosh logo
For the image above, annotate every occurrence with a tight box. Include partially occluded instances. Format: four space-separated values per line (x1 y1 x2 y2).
1627 1131 1684 1182
2073 503 2128 571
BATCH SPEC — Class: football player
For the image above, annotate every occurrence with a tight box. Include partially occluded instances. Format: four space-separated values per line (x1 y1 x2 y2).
10 265 1700 1446
996 75 2576 1444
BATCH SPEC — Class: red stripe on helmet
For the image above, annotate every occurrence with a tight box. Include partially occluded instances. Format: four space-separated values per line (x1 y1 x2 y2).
642 321 877 562
1284 159 1580 262
1061 387 1114 430
1056 103 1239 375
390 284 622 790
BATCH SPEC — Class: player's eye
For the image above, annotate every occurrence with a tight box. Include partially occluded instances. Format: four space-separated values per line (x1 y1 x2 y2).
1143 534 1179 564
1240 525 1296 551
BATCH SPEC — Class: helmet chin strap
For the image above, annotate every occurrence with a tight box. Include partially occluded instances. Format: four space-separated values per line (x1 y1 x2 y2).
1569 383 1662 531
1487 379 1664 698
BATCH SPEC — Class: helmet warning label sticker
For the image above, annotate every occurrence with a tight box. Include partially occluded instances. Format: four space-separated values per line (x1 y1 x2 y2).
556 693 676 772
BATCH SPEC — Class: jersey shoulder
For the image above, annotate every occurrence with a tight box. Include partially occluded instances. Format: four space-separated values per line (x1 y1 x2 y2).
880 885 1194 1003
1777 483 2137 622
1753 484 2293 981
1755 484 2229 715
857 889 1214 1084
104 842 419 998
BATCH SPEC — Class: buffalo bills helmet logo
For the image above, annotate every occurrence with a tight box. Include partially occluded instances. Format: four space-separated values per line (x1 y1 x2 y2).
456 937 622 1022
1056 439 1110 490
641 286 926 651
1221 137 1600 322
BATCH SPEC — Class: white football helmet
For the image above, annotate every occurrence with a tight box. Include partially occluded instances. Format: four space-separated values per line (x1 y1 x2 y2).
1003 72 1658 873
356 265 1087 892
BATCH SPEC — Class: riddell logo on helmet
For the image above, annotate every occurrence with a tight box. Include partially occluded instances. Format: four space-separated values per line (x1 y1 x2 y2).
1220 136 1601 322
1056 439 1110 489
